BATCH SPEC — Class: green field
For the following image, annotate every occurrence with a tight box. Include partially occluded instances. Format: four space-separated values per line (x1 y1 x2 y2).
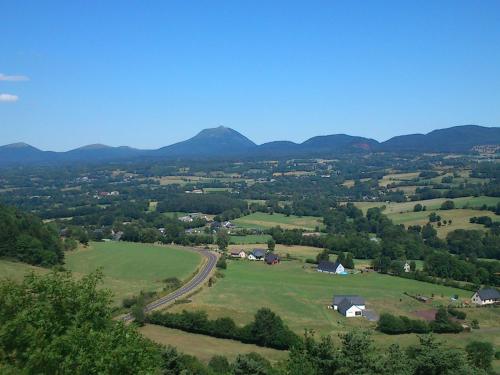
65 242 202 303
233 212 323 230
0 259 48 282
229 234 272 244
355 196 500 214
354 196 500 238
203 187 233 193
140 325 288 363
168 259 472 336
389 209 500 237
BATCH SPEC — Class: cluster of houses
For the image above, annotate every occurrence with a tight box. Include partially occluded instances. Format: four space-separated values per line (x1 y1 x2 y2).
211 221 236 232
177 213 237 234
229 248 280 265
318 259 412 275
93 191 120 199
178 213 211 223
329 287 500 320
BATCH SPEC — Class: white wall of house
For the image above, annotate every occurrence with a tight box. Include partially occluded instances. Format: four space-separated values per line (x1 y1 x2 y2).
471 293 498 305
248 254 256 260
335 264 345 274
344 305 363 317
333 303 365 311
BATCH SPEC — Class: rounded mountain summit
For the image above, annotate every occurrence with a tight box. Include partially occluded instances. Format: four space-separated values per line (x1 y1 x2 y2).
156 126 256 156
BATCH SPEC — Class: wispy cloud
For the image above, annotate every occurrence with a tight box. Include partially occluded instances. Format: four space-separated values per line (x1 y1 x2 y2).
0 94 19 102
0 73 29 82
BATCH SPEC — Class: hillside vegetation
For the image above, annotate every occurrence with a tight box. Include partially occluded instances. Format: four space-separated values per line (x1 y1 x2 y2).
0 204 64 266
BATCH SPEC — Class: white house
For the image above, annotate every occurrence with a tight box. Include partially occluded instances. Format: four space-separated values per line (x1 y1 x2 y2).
333 295 366 317
317 261 345 274
230 249 246 259
471 288 500 305
403 262 411 273
248 249 265 261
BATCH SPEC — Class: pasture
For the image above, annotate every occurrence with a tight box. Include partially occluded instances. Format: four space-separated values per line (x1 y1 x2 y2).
168 259 470 337
389 209 500 237
0 259 47 282
378 172 420 187
355 196 500 214
229 234 272 244
354 196 500 237
233 212 323 231
65 242 202 303
140 325 288 363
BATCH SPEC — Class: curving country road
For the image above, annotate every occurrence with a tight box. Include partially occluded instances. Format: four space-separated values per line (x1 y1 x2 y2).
121 248 218 322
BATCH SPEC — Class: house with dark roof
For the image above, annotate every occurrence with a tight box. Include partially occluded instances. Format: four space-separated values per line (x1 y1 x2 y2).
332 295 366 317
317 260 345 274
230 249 246 259
248 248 266 261
265 253 280 265
471 288 500 305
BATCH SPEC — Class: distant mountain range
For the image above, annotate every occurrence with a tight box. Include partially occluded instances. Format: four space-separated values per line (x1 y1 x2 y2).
1 125 499 166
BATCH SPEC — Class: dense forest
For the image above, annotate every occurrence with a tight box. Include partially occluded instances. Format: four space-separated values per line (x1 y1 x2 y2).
0 204 64 266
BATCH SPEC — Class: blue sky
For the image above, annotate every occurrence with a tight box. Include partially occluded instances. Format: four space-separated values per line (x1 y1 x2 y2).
1 1 499 151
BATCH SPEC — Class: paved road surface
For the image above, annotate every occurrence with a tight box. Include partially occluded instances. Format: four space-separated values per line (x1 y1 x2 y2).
121 248 218 322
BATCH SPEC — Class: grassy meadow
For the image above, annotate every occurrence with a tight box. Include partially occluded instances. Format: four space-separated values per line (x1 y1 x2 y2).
65 242 202 303
164 256 499 363
355 196 500 214
229 234 272 244
234 212 323 231
0 259 48 282
354 196 500 238
140 325 288 363
168 259 472 336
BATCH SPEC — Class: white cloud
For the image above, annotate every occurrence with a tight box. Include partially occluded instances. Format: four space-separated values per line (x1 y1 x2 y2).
0 94 19 102
0 73 29 81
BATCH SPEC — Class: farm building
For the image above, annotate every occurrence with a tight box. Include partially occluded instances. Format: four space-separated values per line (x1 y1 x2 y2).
471 288 500 305
332 295 366 317
265 253 280 265
317 260 345 274
248 249 266 261
230 249 246 259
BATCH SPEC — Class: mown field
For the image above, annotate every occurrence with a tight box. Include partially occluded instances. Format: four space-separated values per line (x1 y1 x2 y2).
378 172 420 187
140 325 288 363
355 196 500 214
229 234 272 244
0 259 48 282
233 212 323 230
168 259 472 336
354 196 500 237
165 257 499 365
65 242 202 303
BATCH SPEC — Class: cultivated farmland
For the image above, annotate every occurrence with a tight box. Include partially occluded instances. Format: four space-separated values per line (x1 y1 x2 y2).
233 212 323 230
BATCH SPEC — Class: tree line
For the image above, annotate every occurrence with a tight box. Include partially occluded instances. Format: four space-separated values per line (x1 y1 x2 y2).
146 308 301 350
